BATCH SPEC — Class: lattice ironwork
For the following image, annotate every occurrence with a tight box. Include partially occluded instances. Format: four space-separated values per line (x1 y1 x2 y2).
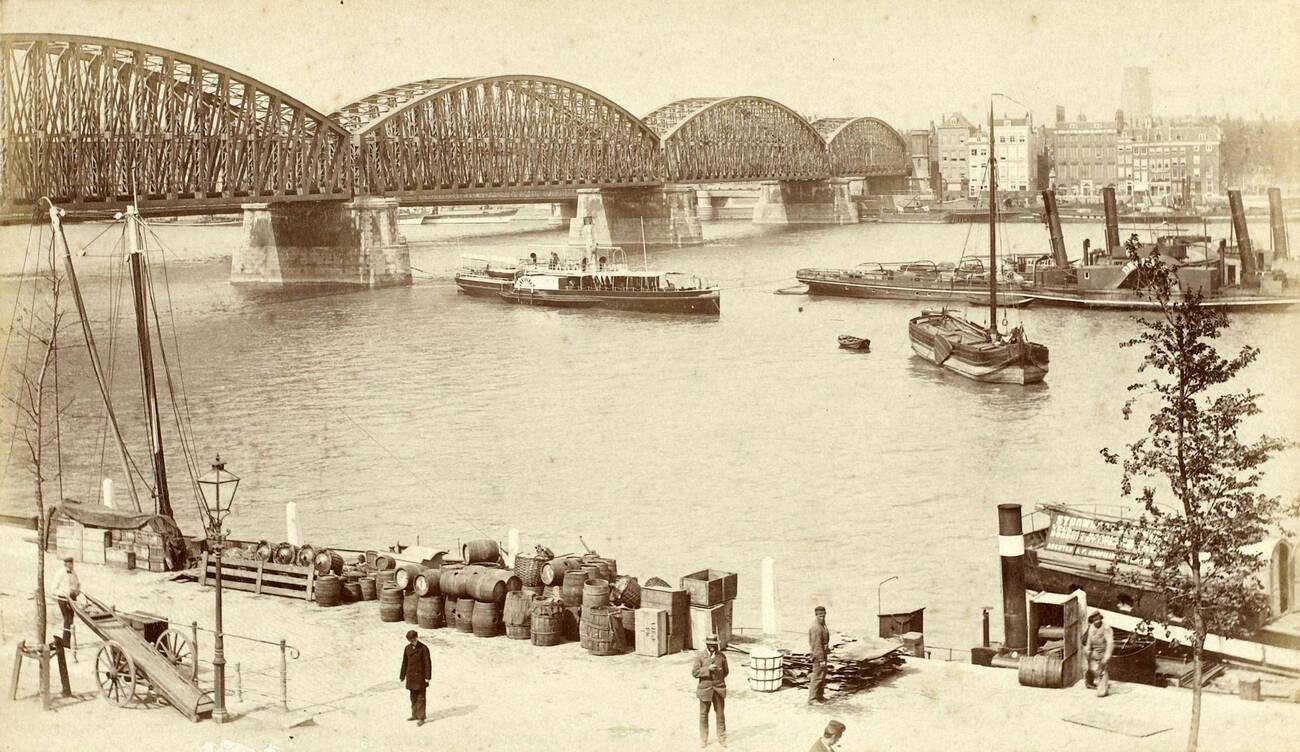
813 116 909 177
644 97 829 183
336 76 663 197
0 34 352 219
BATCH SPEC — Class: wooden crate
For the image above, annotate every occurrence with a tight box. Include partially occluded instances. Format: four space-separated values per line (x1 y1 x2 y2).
680 569 738 608
635 608 669 657
687 602 733 651
199 552 317 602
106 548 136 570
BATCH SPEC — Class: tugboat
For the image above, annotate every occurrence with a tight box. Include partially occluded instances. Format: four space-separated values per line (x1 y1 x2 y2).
907 101 1049 385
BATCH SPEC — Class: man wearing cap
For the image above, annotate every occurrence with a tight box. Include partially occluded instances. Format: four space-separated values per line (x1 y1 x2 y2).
691 633 728 747
809 720 846 751
808 606 830 704
52 556 80 646
399 630 432 726
1082 610 1114 697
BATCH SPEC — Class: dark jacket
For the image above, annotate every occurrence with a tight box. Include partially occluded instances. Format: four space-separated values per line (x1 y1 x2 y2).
691 649 728 700
400 640 432 690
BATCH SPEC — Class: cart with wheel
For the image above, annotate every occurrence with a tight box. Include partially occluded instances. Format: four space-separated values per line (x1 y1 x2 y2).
69 592 213 721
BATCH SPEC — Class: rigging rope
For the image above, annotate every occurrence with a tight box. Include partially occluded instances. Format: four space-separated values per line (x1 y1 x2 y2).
92 230 126 502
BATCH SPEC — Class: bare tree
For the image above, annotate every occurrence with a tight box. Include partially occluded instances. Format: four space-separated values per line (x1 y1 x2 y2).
3 233 69 709
1101 262 1294 752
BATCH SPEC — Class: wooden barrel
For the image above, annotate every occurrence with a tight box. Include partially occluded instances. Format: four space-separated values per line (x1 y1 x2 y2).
403 591 419 624
463 539 500 564
374 568 396 595
466 568 521 603
583 557 613 583
563 606 581 641
541 557 579 586
379 585 405 622
313 549 345 576
747 648 783 692
503 591 531 640
394 564 423 592
470 600 501 638
438 565 465 598
583 606 618 656
454 598 475 632
612 576 641 609
444 595 458 629
359 574 377 601
296 544 317 568
417 596 442 629
374 554 397 571
513 554 544 587
582 579 610 610
315 575 342 607
342 579 362 603
273 542 298 565
414 569 441 597
1018 653 1064 688
520 585 544 599
531 599 564 646
560 570 586 608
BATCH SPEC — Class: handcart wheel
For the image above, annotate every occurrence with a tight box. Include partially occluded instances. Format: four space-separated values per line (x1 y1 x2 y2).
154 628 194 677
95 641 139 706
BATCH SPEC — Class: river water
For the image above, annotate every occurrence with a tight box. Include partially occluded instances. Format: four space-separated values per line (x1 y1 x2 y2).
1 214 1297 651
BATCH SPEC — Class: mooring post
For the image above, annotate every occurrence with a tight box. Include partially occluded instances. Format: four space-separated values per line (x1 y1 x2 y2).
235 662 242 702
53 638 71 697
760 557 778 637
190 621 199 682
279 639 288 711
9 641 23 701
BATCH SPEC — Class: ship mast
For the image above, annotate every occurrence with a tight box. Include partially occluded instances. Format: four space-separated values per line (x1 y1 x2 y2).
125 205 173 519
988 100 999 337
49 203 143 512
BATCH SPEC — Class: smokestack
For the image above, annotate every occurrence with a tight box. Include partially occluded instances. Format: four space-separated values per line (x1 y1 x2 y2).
1268 188 1290 259
1102 186 1121 258
1228 190 1258 283
1040 190 1068 268
997 504 1028 653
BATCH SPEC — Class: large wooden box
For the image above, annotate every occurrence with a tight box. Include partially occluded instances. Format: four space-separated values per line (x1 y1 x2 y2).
635 608 669 657
680 569 738 607
641 585 689 655
687 602 733 650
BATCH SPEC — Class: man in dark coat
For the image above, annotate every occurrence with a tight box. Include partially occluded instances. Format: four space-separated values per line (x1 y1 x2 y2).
808 606 830 704
399 630 432 725
691 633 728 747
809 720 846 751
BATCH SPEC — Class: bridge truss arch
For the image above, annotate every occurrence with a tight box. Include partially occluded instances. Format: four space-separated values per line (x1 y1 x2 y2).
0 33 352 218
644 97 829 183
813 116 909 177
333 76 663 199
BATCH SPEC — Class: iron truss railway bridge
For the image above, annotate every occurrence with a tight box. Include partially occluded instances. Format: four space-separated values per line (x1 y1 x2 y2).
0 34 910 222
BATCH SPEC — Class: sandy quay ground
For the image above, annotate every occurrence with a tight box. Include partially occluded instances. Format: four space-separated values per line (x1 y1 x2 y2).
1 527 1297 752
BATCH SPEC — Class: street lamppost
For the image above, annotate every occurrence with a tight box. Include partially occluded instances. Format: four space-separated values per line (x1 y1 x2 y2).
197 455 239 724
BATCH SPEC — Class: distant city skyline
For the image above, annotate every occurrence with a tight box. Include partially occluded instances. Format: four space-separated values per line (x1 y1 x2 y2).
2 0 1297 133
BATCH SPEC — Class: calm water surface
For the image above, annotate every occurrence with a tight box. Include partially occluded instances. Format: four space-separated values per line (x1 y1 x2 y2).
2 215 1297 650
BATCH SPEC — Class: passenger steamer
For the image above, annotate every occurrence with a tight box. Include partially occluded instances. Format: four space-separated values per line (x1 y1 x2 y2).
455 248 721 315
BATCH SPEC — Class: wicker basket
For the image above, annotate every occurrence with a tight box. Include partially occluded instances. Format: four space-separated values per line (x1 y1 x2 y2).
514 554 544 587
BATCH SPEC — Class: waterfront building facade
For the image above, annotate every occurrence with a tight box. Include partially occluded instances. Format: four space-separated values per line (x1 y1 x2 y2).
1122 123 1221 205
968 115 1039 201
1048 119 1119 202
935 113 976 200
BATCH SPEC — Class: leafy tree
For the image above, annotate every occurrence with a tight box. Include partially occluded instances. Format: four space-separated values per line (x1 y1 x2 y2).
1101 263 1294 752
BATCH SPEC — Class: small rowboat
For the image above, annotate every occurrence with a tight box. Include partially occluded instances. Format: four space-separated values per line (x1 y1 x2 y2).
837 335 871 351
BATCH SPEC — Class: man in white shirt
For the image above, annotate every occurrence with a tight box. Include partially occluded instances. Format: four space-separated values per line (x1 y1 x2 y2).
52 556 80 645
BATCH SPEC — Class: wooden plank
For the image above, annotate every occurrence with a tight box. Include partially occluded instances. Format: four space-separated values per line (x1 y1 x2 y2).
306 562 316 602
203 563 308 589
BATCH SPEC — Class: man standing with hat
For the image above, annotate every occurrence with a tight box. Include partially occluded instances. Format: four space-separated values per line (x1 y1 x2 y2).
691 633 728 747
808 606 830 704
1083 610 1114 697
809 720 846 751
52 556 80 646
399 630 432 726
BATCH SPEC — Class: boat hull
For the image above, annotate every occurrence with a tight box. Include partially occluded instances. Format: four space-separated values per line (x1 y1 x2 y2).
908 314 1049 385
455 274 513 297
497 288 720 314
798 270 1026 305
1025 287 1300 311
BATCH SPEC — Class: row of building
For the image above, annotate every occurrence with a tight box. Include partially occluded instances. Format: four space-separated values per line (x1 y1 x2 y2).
908 111 1224 205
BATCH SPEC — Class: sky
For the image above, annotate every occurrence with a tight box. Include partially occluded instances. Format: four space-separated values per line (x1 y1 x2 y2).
2 0 1298 132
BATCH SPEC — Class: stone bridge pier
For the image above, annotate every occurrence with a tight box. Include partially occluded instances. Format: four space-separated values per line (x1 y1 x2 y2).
568 185 703 247
231 197 411 287
752 178 859 225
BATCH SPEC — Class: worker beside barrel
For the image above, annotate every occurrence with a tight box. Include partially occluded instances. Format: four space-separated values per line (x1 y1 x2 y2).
808 606 830 704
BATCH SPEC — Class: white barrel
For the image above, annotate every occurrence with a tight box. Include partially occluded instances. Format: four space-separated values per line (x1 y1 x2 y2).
747 647 783 692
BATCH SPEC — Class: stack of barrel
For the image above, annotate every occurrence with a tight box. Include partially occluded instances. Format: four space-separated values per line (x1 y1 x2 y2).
537 553 633 656
432 540 521 638
310 547 347 608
